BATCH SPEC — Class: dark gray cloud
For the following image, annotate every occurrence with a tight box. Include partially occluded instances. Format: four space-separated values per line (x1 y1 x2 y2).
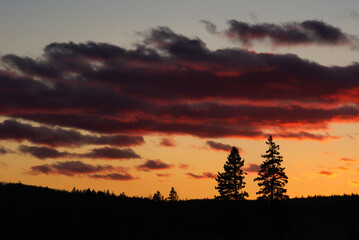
2 54 60 79
144 26 208 59
0 146 8 154
224 19 354 47
19 145 140 160
19 145 68 159
28 160 113 176
81 147 140 159
200 20 219 34
0 119 144 147
135 159 174 172
206 141 232 152
27 160 137 180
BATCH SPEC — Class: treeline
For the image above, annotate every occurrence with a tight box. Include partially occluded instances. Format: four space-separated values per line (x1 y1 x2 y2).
71 185 179 202
1 182 359 239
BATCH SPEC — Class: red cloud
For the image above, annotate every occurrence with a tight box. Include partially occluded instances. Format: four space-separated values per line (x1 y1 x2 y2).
317 170 334 176
349 179 359 187
333 166 348 171
340 157 357 162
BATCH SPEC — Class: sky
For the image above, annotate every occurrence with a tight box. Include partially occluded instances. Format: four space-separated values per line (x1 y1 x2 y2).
1 0 359 199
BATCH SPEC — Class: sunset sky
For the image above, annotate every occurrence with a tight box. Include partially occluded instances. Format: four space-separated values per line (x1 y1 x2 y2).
1 0 359 199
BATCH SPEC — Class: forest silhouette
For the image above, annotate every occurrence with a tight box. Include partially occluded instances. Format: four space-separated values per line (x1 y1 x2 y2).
1 182 359 239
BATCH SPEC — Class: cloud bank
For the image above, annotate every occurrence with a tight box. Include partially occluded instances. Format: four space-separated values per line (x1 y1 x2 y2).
2 20 359 179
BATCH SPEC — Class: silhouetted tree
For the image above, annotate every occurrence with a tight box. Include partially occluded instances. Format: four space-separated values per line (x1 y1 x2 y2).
254 135 288 200
152 190 165 201
168 187 179 201
119 191 126 198
215 146 248 200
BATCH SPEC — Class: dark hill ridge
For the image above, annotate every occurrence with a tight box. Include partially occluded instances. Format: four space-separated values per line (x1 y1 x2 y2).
1 182 359 240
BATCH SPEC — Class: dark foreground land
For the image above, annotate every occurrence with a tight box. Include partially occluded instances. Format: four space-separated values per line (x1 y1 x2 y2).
1 182 359 240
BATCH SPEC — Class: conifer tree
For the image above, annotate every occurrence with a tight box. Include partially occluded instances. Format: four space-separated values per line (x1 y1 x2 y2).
215 146 248 200
152 190 165 201
254 135 288 200
168 187 179 201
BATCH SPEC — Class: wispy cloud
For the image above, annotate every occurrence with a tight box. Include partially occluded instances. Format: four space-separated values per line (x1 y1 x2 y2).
19 145 140 160
179 163 191 170
80 147 140 160
205 140 232 152
0 146 9 154
339 157 357 162
0 119 144 147
244 163 260 173
186 172 216 179
135 159 174 172
317 170 334 176
348 179 359 187
27 160 137 180
223 19 355 47
19 145 68 159
90 172 138 181
156 173 171 177
159 138 177 147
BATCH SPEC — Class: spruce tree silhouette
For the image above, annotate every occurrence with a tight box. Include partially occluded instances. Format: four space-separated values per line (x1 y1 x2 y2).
168 187 179 201
254 135 288 200
152 190 165 201
215 146 248 200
